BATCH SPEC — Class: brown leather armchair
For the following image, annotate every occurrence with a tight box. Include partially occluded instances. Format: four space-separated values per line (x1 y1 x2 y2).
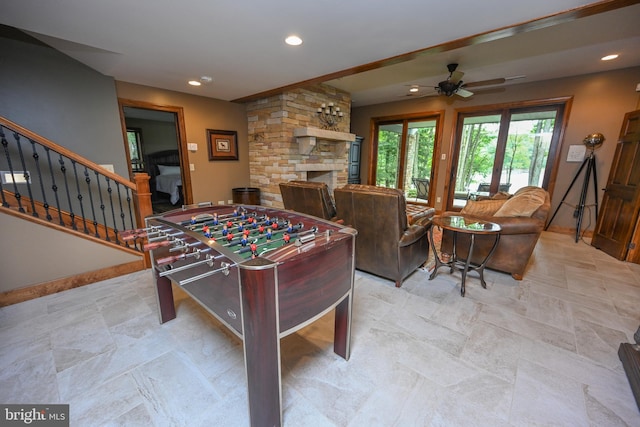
279 180 337 221
333 184 432 287
440 186 551 280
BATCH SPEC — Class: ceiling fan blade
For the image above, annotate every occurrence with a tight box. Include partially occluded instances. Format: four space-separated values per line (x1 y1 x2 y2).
456 88 474 98
463 77 506 88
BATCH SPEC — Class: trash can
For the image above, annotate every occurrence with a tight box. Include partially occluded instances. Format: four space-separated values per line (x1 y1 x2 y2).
232 187 261 205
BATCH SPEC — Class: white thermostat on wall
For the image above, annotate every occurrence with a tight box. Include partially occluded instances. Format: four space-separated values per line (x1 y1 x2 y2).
566 144 586 162
188 143 198 151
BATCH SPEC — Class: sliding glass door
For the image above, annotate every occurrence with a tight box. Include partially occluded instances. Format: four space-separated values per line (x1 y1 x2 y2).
449 103 565 209
374 116 440 204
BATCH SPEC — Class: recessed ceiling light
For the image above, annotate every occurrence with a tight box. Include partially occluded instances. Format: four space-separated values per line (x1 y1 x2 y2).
285 35 303 46
409 86 420 93
188 76 213 87
601 54 619 61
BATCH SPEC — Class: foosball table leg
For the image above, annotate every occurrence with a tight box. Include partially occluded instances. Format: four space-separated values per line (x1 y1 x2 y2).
240 262 282 427
333 295 352 360
154 269 177 324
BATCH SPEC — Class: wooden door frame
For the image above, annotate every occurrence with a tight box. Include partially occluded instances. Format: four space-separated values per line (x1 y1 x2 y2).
117 98 192 205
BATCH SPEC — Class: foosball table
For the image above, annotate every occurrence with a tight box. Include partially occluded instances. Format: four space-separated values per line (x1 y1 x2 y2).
122 203 357 427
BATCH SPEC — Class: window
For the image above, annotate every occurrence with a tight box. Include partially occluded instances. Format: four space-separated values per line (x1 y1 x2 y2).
126 128 144 172
372 115 441 204
448 101 568 209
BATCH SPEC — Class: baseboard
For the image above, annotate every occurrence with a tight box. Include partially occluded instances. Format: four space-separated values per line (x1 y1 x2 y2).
544 225 594 238
0 260 147 307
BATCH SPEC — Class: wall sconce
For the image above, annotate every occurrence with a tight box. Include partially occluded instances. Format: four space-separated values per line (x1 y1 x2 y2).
317 103 343 131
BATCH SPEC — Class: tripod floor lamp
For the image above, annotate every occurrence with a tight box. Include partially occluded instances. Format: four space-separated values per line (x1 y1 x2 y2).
545 133 605 242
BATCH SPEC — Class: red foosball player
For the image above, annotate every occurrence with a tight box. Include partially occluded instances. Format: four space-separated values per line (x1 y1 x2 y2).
227 232 234 242
283 233 290 243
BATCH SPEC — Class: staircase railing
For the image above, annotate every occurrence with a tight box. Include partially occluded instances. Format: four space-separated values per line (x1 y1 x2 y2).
0 116 152 253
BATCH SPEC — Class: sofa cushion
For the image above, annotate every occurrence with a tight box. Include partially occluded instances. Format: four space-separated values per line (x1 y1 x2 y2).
461 199 507 216
494 186 547 217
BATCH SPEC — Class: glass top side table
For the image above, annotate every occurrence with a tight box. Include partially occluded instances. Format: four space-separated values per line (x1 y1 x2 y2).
429 215 501 296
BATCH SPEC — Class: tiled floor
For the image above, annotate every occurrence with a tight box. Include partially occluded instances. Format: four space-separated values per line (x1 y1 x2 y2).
1 231 640 426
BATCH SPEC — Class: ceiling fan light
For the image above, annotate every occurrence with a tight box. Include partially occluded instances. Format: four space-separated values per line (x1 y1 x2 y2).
438 80 460 96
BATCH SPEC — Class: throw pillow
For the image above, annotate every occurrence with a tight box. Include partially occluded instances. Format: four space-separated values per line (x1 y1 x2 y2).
491 191 511 200
494 187 546 217
461 199 507 217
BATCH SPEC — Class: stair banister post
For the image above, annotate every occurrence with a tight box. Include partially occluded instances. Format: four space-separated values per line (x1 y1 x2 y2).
133 172 152 267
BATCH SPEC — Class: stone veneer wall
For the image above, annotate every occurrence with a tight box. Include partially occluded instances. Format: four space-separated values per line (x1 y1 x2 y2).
246 83 352 208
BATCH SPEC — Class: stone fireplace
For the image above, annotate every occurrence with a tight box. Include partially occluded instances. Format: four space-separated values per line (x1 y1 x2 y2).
307 170 336 187
245 84 354 208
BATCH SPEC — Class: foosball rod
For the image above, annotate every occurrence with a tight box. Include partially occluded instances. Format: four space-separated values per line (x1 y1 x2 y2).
187 215 284 234
158 252 228 277
225 223 305 248
185 214 265 233
177 262 238 286
234 226 317 254
120 225 173 241
155 247 212 266
147 230 185 243
178 207 249 226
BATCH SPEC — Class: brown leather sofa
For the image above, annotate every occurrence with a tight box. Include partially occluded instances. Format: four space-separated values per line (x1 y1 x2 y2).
440 186 551 280
279 180 337 221
333 184 433 287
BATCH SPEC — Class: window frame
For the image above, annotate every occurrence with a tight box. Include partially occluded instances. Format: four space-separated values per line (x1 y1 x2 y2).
369 111 444 206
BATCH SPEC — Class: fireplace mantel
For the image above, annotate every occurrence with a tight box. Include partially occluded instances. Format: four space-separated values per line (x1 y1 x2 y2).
293 127 356 155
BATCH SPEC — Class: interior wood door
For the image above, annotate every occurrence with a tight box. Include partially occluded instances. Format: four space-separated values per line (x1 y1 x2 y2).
591 109 640 260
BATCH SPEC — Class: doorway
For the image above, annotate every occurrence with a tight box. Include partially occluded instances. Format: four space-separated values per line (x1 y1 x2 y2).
118 99 192 212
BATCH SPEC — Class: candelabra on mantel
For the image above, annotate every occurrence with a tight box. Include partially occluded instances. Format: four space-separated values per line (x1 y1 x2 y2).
317 103 344 131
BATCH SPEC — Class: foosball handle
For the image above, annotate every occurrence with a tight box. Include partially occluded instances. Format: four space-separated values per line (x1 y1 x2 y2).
120 228 148 240
144 240 172 251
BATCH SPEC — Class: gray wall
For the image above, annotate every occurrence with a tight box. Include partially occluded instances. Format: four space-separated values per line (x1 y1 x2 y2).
0 25 128 176
0 26 138 292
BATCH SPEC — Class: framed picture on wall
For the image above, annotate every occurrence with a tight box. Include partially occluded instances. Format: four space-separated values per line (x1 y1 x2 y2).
207 129 238 160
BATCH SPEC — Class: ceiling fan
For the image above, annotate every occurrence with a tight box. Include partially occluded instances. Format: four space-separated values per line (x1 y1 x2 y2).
434 63 506 98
